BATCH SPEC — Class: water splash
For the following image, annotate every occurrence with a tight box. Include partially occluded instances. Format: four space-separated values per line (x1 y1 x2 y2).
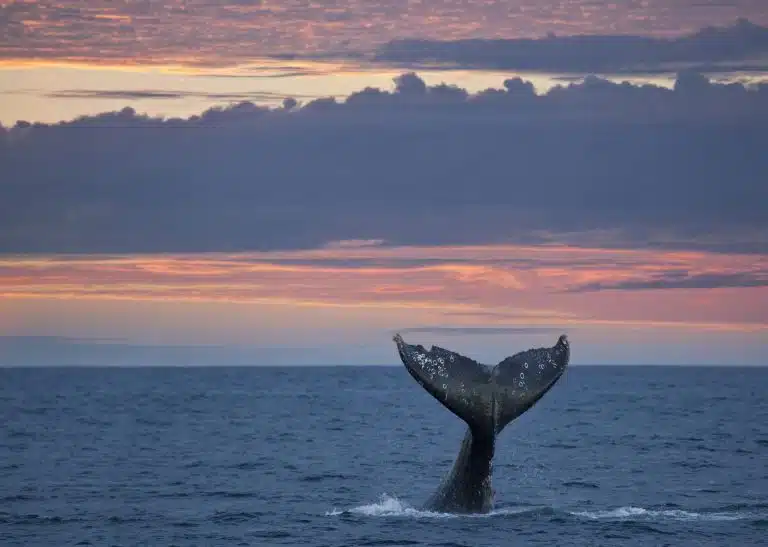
326 496 762 523
325 494 542 518
325 494 450 518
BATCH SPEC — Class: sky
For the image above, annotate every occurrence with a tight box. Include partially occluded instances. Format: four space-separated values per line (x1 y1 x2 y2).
1 1 767 366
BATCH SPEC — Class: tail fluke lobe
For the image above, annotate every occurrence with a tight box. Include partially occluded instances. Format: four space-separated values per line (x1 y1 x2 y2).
394 334 569 436
492 334 570 431
393 334 495 437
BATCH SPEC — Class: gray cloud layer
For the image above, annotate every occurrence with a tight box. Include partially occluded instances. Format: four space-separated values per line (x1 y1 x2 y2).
375 19 768 74
1 72 767 255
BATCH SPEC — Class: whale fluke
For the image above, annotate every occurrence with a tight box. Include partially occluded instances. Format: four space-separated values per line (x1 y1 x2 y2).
393 333 570 513
394 333 569 437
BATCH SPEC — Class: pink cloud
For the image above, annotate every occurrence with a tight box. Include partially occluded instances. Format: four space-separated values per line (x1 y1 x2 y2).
1 243 765 331
1 1 766 66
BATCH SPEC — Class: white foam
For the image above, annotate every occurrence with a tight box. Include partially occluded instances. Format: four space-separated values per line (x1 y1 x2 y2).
572 506 752 522
325 494 448 518
325 494 540 519
326 497 760 522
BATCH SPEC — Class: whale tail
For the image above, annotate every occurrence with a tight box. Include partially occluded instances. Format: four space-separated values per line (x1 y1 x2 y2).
393 334 570 438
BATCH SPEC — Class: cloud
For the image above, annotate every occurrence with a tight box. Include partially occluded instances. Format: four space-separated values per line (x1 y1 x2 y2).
0 245 765 329
42 89 319 102
376 19 768 74
323 239 387 249
48 90 186 100
569 272 768 292
200 70 331 79
1 72 767 255
1 4 767 67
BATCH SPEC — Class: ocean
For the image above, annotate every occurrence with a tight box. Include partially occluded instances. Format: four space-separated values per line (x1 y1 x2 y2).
2 365 766 546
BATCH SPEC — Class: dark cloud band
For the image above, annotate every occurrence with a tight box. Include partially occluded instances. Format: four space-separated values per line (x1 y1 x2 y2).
375 19 768 74
1 72 766 255
568 272 768 292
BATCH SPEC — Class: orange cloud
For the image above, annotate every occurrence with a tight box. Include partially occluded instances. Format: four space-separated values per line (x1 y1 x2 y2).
1 243 765 332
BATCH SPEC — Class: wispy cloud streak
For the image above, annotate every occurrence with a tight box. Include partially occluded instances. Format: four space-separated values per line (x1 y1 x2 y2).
41 89 321 101
2 244 766 331
569 272 768 292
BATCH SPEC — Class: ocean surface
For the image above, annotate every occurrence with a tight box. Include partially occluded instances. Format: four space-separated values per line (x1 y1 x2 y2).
1 365 766 546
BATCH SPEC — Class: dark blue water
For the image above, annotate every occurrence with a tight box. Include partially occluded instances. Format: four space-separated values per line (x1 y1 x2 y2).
1 366 766 546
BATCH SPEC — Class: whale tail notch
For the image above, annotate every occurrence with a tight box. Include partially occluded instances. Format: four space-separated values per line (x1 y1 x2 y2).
393 334 570 438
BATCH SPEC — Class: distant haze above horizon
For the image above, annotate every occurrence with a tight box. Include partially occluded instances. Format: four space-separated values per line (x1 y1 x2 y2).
0 335 764 367
1 3 766 367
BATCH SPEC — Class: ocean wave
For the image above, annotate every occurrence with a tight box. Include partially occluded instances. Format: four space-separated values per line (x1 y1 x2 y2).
0 494 43 502
562 480 600 489
200 490 259 499
571 506 757 521
210 510 266 523
302 473 351 483
0 513 77 525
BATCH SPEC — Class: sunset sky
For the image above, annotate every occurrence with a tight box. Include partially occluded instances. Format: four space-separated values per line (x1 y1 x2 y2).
1 1 767 365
